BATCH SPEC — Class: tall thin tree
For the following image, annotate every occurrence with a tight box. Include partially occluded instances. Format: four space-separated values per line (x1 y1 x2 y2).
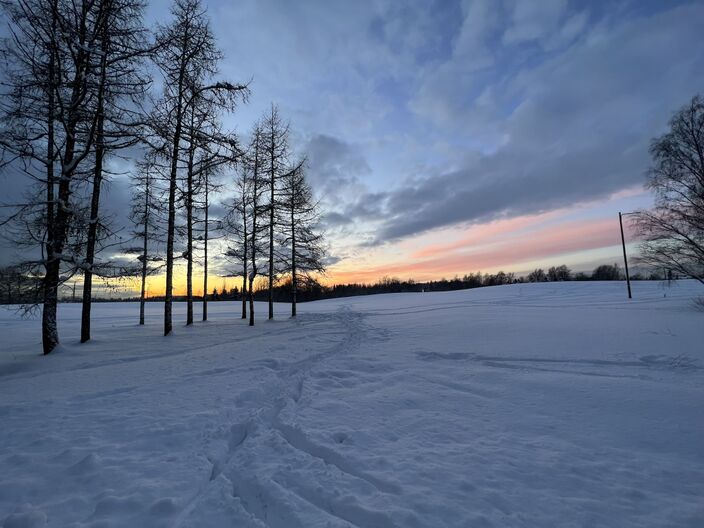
262 104 289 320
80 0 151 342
153 0 246 335
279 161 326 317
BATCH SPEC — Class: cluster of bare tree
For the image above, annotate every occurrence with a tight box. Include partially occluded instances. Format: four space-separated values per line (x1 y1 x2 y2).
0 0 152 354
0 266 41 304
0 0 325 354
634 95 704 285
527 264 631 282
224 106 325 326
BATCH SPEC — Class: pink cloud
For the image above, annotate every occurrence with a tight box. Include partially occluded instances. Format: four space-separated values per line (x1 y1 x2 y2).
330 216 630 284
411 210 562 259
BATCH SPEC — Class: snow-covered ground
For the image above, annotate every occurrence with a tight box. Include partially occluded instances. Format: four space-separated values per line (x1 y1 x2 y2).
1 281 703 528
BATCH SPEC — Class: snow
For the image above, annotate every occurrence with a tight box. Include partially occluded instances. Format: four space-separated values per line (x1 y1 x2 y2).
1 281 703 527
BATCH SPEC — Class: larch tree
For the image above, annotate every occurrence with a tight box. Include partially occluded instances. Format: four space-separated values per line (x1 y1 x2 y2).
197 146 230 322
80 0 151 343
279 161 326 317
180 92 233 324
1 0 119 353
181 100 206 326
261 104 289 320
128 156 166 325
246 123 267 326
152 0 246 336
225 160 253 320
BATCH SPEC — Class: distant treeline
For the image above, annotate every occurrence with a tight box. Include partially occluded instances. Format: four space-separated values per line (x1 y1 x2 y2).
265 263 671 303
2 262 670 305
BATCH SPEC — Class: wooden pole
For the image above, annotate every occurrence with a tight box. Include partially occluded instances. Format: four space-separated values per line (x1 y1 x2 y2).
619 212 632 299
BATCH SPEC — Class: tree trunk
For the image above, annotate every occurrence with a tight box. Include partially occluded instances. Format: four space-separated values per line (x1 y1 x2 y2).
80 109 104 343
42 257 60 355
185 126 195 326
80 11 110 343
241 199 248 319
291 202 296 317
202 176 208 321
241 274 247 319
268 128 275 320
139 251 147 325
43 90 82 353
248 276 255 326
248 129 261 327
44 122 80 353
139 178 149 326
164 66 186 336
42 0 57 355
268 175 274 319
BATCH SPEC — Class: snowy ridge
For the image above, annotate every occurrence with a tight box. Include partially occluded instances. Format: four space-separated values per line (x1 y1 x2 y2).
1 281 703 527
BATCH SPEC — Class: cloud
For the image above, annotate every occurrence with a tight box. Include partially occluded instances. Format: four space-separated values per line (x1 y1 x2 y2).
304 134 371 197
502 0 569 46
2 0 701 282
329 216 621 283
303 133 382 235
371 1 704 245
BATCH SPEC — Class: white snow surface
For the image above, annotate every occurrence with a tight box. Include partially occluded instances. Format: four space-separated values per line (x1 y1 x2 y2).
1 281 703 527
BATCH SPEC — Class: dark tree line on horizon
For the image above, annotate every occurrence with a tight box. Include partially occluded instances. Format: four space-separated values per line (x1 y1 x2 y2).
2 261 678 307
0 0 325 354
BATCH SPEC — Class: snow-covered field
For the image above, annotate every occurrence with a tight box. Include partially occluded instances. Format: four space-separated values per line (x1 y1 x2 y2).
1 281 703 528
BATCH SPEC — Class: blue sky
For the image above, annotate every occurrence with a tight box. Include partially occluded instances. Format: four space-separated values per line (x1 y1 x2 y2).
2 0 703 286
180 0 703 281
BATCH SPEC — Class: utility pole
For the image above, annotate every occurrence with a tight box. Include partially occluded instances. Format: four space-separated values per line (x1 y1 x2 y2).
619 212 632 299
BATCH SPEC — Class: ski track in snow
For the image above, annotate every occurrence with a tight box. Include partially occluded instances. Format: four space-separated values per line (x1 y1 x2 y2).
1 281 704 527
176 308 402 528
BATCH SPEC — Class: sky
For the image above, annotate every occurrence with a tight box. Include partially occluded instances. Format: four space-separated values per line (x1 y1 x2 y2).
2 0 704 293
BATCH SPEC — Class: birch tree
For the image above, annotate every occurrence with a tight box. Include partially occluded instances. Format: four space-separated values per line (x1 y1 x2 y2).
635 95 704 284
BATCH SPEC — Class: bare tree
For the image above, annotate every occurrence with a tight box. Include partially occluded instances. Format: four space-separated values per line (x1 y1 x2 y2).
80 0 151 343
181 101 202 326
223 147 255 320
200 164 212 321
261 104 289 320
635 95 704 284
235 163 251 319
1 0 120 353
180 91 233 324
527 269 547 282
246 123 267 326
0 265 41 304
127 157 165 325
194 142 228 322
547 265 571 282
279 161 326 317
153 0 247 335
